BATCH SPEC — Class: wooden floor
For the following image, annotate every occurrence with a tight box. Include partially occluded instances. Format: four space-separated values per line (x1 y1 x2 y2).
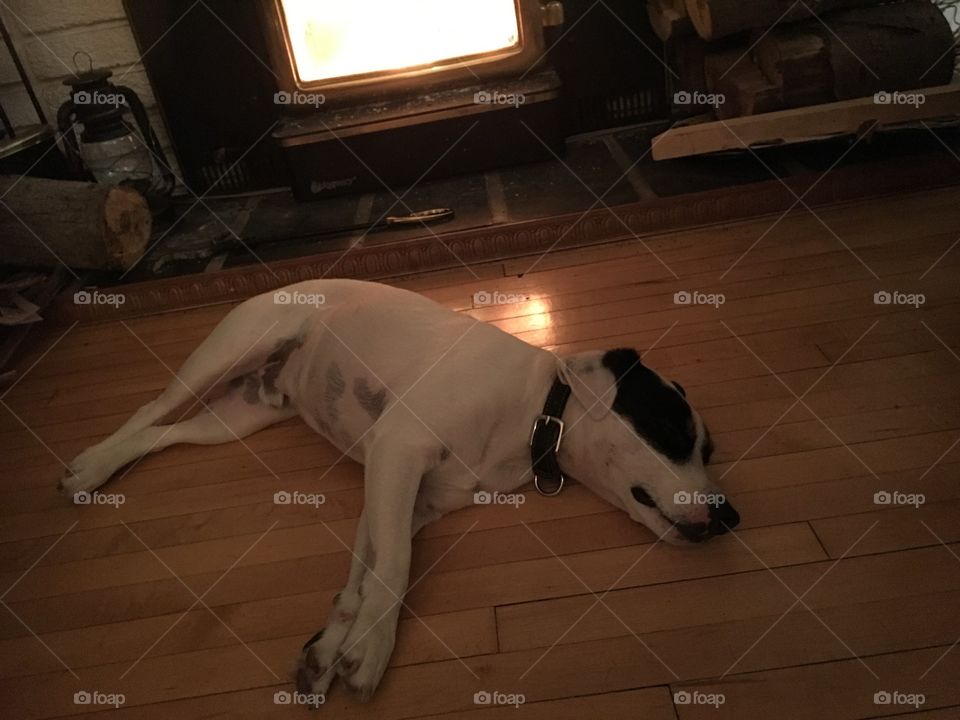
1 186 960 719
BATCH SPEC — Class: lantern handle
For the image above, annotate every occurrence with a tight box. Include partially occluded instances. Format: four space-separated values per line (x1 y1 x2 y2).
72 51 93 75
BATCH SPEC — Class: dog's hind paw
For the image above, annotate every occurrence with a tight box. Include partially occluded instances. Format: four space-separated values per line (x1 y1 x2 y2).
57 450 112 498
58 465 96 498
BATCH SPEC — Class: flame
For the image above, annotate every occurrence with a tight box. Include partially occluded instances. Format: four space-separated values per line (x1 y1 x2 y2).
279 0 520 83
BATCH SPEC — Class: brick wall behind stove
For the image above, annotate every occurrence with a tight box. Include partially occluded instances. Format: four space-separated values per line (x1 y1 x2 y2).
0 0 180 177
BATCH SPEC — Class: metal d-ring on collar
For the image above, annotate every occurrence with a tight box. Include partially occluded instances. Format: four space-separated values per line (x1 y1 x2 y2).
534 463 565 496
529 377 572 496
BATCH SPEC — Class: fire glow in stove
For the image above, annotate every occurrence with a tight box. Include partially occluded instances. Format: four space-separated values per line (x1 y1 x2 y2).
261 0 565 200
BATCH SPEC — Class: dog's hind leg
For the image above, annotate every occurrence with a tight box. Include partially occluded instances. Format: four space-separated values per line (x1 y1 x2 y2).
60 378 296 495
109 303 303 444
62 299 306 493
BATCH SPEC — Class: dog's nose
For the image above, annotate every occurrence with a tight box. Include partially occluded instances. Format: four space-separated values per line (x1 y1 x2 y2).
708 500 740 535
677 501 740 542
677 521 710 542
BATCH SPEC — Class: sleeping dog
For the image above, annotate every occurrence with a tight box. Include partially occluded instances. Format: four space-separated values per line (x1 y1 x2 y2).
59 279 739 703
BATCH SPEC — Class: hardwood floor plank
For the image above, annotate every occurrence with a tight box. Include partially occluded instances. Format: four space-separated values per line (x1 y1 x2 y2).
0 600 496 680
0 524 821 640
671 646 960 719
410 688 676 720
495 544 960 651
811 499 960 559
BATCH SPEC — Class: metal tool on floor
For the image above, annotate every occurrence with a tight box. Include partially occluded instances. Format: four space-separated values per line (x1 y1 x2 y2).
245 207 456 247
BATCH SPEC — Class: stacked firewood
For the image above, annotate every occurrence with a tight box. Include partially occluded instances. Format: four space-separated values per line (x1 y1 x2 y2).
648 0 957 118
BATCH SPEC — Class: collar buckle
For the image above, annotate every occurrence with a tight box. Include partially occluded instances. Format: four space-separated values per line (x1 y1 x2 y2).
530 377 572 497
529 414 564 452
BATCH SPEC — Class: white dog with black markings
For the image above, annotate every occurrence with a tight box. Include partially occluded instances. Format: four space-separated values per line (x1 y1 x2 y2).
60 279 739 703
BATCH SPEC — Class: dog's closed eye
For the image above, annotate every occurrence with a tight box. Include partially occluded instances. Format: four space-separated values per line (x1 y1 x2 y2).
631 486 657 507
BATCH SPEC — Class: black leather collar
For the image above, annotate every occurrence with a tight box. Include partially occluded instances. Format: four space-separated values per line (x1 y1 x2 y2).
529 377 571 496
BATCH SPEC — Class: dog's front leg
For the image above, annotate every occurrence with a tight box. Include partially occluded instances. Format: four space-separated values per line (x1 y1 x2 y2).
334 440 426 701
297 512 371 703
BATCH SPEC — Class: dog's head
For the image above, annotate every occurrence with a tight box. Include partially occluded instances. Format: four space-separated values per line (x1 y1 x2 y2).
556 348 739 545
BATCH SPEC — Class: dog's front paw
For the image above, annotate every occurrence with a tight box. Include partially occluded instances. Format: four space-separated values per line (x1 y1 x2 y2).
295 590 363 703
296 629 336 707
335 608 397 702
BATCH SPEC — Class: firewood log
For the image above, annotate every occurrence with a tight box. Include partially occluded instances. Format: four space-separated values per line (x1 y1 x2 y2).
0 176 151 270
647 0 694 41
755 32 833 109
705 0 955 117
670 38 710 117
685 0 888 41
704 48 781 119
826 1 956 99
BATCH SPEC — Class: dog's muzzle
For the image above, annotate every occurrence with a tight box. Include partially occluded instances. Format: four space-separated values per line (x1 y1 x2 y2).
676 500 741 542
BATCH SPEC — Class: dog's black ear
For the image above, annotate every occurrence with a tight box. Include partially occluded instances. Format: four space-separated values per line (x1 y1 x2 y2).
556 351 617 419
601 349 697 462
601 348 644 381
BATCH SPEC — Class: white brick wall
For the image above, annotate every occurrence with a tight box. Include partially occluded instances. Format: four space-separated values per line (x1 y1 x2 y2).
5 0 127 33
0 0 180 180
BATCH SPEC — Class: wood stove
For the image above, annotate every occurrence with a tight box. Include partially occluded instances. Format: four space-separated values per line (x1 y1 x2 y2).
125 0 667 197
260 0 566 200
